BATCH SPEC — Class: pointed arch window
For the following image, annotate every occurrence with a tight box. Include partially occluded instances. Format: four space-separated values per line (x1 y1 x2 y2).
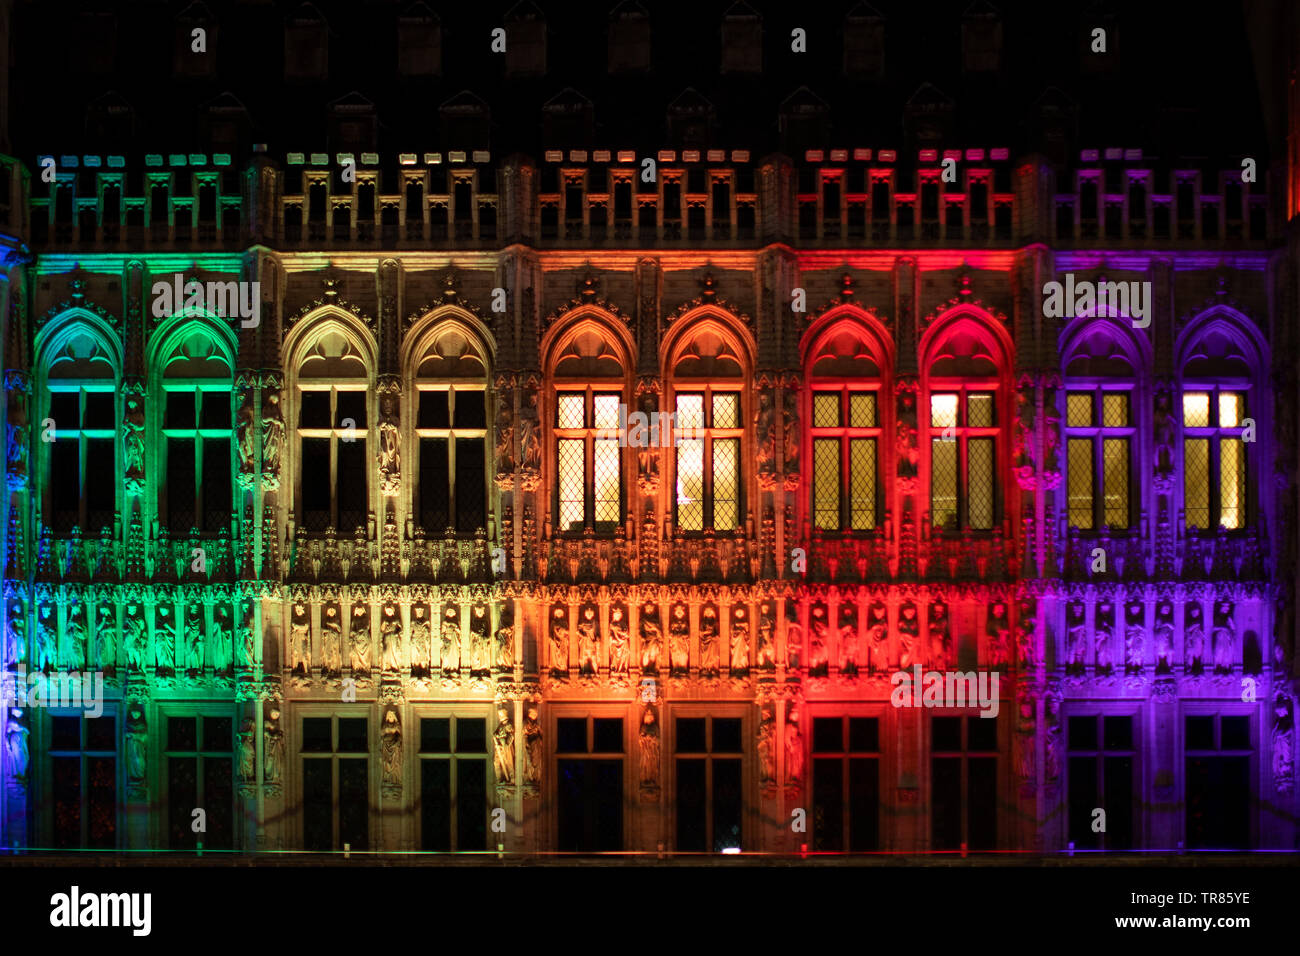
1064 388 1133 530
159 329 233 534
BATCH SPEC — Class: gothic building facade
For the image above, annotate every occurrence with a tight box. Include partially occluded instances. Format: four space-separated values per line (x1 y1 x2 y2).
0 0 1296 857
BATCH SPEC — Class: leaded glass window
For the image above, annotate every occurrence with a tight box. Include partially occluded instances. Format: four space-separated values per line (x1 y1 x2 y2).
553 388 622 532
811 388 880 530
415 386 487 533
1183 389 1248 530
1064 388 1133 530
929 389 997 531
673 388 742 532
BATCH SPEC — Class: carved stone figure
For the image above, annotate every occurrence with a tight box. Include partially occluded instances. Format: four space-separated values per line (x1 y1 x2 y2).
376 393 401 496
785 707 804 786
495 624 514 671
866 601 888 671
1212 601 1236 674
1066 604 1088 674
928 602 950 670
290 603 311 676
1185 604 1206 674
576 605 600 678
986 602 1010 668
263 708 283 784
210 604 231 675
261 391 285 486
184 606 204 674
5 390 29 491
125 704 147 786
440 606 461 679
1124 604 1144 673
6 600 26 669
95 602 115 673
64 603 88 672
549 606 569 675
757 706 777 787
808 604 829 676
410 604 432 678
1154 604 1175 675
493 706 515 786
381 603 402 674
837 604 857 677
124 602 147 673
1273 694 1294 795
1015 697 1035 782
381 708 402 790
236 395 257 484
1044 699 1062 781
518 390 541 471
897 602 919 669
781 388 800 477
238 718 256 782
669 603 689 676
523 705 542 788
756 601 776 669
1094 604 1113 674
638 704 660 792
122 394 146 496
639 603 662 674
240 600 257 667
609 605 630 677
1016 599 1036 668
699 605 720 677
349 603 371 677
494 401 515 474
730 607 750 676
5 708 29 787
755 390 776 479
470 603 491 676
321 603 343 679
154 605 176 675
34 603 57 673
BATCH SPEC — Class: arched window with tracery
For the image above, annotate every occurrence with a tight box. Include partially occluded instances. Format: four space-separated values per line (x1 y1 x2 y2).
37 316 121 533
154 323 235 534
666 315 750 533
1177 311 1266 532
406 317 490 533
289 316 374 533
803 314 891 531
1060 318 1146 531
922 312 1012 533
546 316 629 534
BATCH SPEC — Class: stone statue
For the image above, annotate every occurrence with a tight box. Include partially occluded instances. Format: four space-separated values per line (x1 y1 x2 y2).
5 707 30 787
493 706 515 786
548 606 568 675
669 603 690 676
261 392 285 485
576 606 600 678
986 602 1010 669
518 390 541 471
495 624 514 671
523 705 542 788
440 606 461 679
865 601 888 672
1015 698 1035 782
838 607 858 677
184 606 205 675
1212 602 1236 674
376 393 401 496
786 622 803 670
263 708 283 783
410 604 432 678
470 603 492 676
928 602 950 670
897 602 919 669
781 389 800 476
757 706 776 787
348 603 371 677
34 603 57 673
494 400 515 474
1016 600 1036 668
238 718 256 782
755 391 776 478
639 603 662 674
730 607 750 677
1066 604 1088 674
699 605 720 677
757 601 776 669
638 704 660 791
124 601 147 673
1094 604 1114 674
1154 605 1175 675
1124 605 1144 673
381 708 402 790
1185 604 1206 675
785 708 804 786
808 604 829 675
1272 694 1294 795
5 393 29 491
609 605 630 677
236 395 257 483
290 603 311 676
122 394 146 495
125 704 147 786
380 603 402 674
210 604 231 676
321 603 343 679
6 600 26 669
154 605 176 675
64 603 88 672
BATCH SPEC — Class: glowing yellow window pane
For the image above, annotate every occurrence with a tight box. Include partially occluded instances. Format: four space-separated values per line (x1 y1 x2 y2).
676 438 704 531
968 437 995 530
813 393 840 429
557 394 585 429
1220 437 1245 529
593 439 621 526
967 393 994 428
931 438 958 530
1067 438 1094 529
1103 438 1129 527
813 438 840 528
1184 438 1209 529
1066 393 1093 427
675 394 704 431
849 438 877 530
931 393 958 429
849 392 877 428
712 438 740 530
712 392 740 428
593 393 621 431
1218 393 1243 428
1183 393 1210 428
557 438 585 529
1102 393 1129 427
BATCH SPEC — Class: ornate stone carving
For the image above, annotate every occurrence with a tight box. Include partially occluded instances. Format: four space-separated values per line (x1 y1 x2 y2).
381 707 402 796
638 703 660 798
376 385 401 497
380 602 402 675
261 390 285 490
1273 693 1294 795
125 702 148 795
349 603 371 678
5 707 30 791
290 601 311 677
263 707 284 784
639 602 662 675
494 705 515 791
